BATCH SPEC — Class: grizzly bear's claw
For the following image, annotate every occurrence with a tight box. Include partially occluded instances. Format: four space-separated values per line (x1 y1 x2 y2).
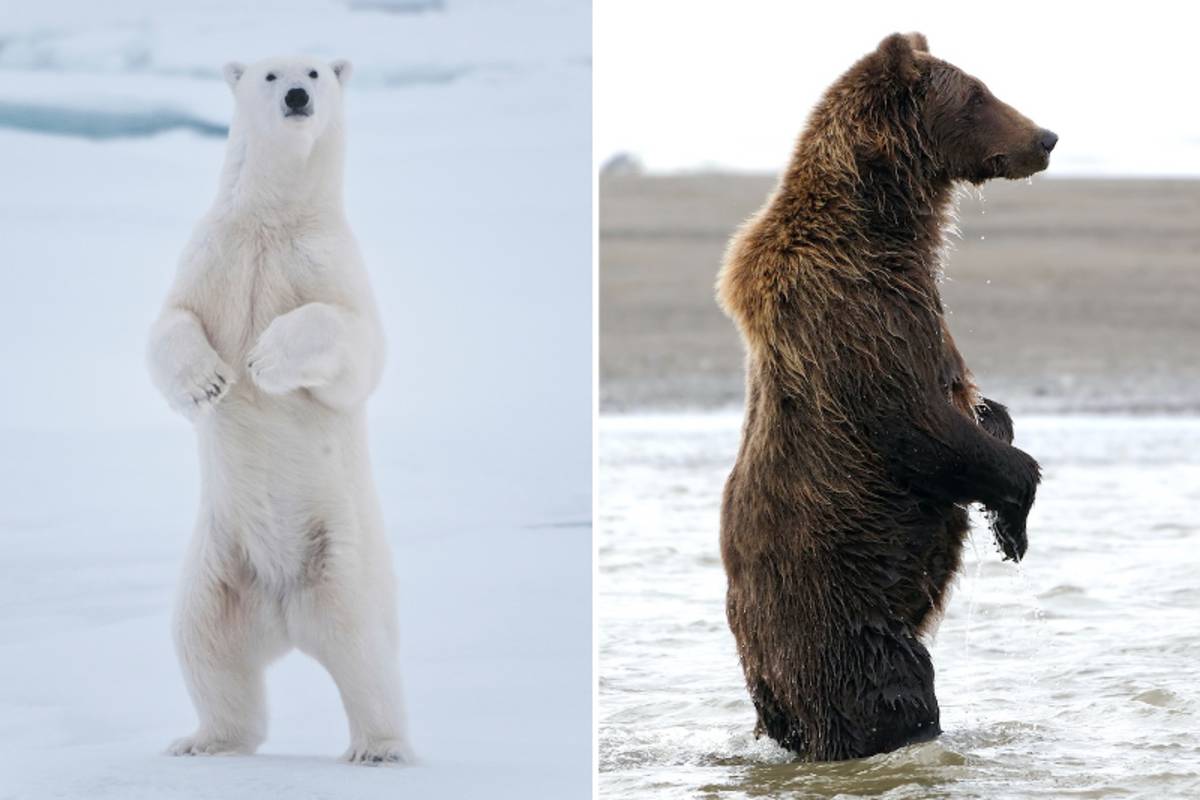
987 449 1040 562
990 508 1028 562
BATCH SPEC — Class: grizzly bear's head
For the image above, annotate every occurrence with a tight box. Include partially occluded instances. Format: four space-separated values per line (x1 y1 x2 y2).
865 33 1056 184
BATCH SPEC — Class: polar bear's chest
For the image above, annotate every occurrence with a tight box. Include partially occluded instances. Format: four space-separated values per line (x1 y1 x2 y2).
190 233 324 359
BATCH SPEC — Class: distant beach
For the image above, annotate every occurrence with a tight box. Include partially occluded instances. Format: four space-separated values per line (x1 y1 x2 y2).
600 175 1200 414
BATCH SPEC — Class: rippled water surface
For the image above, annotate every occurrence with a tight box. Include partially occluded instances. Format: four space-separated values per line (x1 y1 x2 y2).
599 414 1200 799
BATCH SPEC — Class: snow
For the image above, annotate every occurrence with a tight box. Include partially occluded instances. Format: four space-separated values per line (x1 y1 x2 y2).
0 2 592 798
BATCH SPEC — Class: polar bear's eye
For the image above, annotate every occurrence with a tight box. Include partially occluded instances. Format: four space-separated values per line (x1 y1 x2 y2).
308 70 319 79
266 73 277 82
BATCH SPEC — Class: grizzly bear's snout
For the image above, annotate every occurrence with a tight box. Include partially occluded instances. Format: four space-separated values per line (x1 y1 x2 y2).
999 124 1058 179
996 127 1056 180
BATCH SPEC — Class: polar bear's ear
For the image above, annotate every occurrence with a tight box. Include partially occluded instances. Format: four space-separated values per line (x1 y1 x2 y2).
223 62 246 91
331 59 353 86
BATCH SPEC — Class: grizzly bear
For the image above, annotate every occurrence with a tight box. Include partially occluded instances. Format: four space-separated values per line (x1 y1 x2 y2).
716 33 1053 761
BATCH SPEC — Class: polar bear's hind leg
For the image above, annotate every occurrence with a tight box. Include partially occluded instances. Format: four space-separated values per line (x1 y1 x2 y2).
167 552 288 756
288 541 413 766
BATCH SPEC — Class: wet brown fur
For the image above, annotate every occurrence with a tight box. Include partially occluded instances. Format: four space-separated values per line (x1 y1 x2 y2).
716 33 1046 761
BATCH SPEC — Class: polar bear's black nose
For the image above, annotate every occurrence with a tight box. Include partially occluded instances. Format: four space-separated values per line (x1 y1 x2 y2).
285 88 309 110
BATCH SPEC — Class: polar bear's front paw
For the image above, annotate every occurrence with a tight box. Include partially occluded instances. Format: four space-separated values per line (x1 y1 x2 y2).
246 342 329 395
245 342 298 396
341 738 414 766
166 732 255 756
170 358 234 419
247 307 342 395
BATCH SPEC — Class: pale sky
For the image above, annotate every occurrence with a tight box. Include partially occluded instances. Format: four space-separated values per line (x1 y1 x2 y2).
595 1 1200 175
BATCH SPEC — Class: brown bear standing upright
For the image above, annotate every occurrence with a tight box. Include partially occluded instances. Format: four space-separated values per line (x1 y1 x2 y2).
717 33 1053 761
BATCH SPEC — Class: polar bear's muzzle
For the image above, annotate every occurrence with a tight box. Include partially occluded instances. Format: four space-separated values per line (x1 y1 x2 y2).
284 87 312 118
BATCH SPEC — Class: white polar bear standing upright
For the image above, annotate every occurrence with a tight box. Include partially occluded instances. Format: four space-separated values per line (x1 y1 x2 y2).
146 56 412 765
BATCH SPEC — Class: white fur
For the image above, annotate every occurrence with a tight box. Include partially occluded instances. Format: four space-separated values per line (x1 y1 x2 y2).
147 56 411 765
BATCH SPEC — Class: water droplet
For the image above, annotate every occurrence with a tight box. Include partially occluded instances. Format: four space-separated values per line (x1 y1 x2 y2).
980 235 986 241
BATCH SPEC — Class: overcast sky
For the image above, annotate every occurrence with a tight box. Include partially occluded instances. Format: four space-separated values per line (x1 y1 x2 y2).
595 2 1200 175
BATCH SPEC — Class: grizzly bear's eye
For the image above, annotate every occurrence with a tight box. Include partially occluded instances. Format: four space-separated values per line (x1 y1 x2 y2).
309 70 319 79
266 73 277 82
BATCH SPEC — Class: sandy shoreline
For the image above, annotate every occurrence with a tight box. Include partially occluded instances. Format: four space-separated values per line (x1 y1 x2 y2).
600 175 1200 414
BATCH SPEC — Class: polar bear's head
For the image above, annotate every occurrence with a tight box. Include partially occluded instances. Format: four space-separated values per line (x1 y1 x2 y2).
222 56 352 143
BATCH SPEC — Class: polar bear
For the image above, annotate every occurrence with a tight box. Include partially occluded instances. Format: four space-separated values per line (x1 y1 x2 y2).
146 56 411 765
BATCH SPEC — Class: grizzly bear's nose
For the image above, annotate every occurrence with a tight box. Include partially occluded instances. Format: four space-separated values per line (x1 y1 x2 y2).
1039 129 1058 153
285 88 309 110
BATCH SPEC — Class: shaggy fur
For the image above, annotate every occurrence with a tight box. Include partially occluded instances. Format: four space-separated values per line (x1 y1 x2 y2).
717 33 1052 761
147 56 412 764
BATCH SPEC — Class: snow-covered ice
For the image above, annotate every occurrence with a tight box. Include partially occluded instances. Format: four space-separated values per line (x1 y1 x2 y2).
0 2 592 798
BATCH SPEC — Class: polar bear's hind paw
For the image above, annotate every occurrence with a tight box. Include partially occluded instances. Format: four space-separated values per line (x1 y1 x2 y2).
342 739 414 766
166 733 256 756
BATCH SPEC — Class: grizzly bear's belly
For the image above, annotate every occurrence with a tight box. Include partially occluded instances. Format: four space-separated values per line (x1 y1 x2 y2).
720 438 967 761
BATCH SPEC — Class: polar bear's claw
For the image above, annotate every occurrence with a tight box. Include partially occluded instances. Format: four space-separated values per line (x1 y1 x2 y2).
166 733 254 756
180 364 233 415
341 739 414 766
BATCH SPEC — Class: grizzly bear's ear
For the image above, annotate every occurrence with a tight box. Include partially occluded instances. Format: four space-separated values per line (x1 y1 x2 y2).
903 32 929 53
875 33 923 84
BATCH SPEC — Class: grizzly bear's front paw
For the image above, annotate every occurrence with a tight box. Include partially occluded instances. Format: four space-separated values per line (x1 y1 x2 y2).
990 506 1028 562
977 397 1013 444
988 450 1040 562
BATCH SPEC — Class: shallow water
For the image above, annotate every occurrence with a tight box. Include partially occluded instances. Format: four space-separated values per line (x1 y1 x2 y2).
599 414 1200 799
